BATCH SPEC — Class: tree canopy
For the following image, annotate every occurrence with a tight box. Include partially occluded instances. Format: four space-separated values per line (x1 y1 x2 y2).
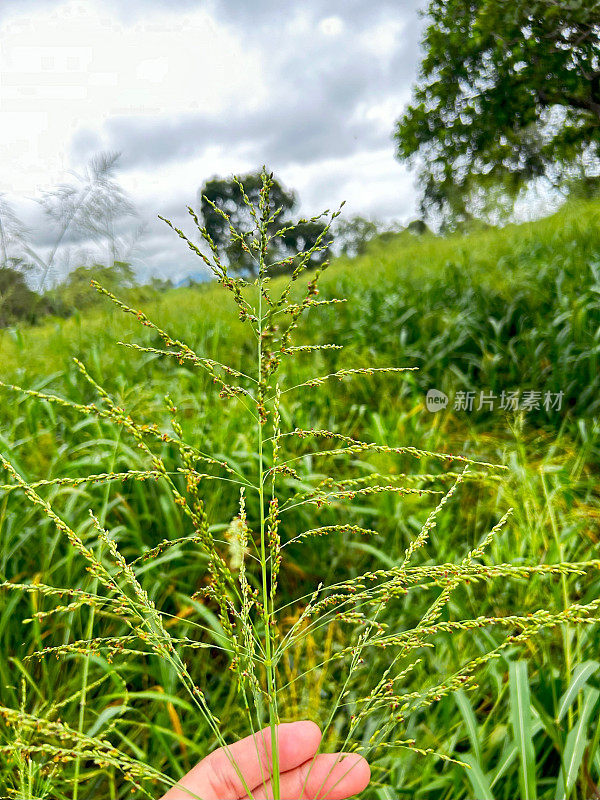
198 171 332 276
0 260 46 327
395 0 600 224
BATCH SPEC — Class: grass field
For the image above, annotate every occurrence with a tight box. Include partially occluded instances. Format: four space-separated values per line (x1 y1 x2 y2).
1 198 600 799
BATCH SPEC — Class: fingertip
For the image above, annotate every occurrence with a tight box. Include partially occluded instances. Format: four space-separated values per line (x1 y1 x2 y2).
275 720 322 772
278 719 322 744
285 719 322 751
296 719 322 742
312 752 371 799
341 752 371 790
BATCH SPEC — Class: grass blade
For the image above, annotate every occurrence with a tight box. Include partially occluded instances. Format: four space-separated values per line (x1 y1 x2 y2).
490 719 544 789
462 754 495 800
555 687 600 800
455 689 481 764
556 661 599 722
509 660 537 800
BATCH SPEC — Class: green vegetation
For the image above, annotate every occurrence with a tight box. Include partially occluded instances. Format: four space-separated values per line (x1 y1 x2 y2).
0 153 156 329
1 195 599 799
198 170 333 276
396 0 600 223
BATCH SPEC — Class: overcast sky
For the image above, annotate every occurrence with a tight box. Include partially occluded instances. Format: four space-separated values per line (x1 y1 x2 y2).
0 0 426 284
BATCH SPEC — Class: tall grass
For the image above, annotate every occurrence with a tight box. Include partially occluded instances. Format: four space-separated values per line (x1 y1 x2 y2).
0 179 599 799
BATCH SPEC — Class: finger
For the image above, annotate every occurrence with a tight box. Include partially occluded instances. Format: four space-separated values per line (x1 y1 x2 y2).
160 721 322 800
247 752 371 800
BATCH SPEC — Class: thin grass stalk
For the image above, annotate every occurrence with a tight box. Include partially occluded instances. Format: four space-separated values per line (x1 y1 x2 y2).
72 431 120 800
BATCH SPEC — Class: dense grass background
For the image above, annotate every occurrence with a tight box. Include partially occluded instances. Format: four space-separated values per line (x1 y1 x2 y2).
1 199 599 799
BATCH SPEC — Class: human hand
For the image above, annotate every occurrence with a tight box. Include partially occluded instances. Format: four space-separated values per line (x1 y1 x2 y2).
159 721 370 800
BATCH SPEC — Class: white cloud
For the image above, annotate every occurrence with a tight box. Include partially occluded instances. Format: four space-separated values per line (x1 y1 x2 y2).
136 56 170 84
0 0 424 281
280 148 416 222
318 16 344 37
360 19 406 59
0 0 265 193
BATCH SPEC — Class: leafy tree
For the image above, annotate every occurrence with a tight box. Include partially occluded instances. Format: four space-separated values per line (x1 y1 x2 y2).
333 216 429 258
395 0 600 225
333 216 380 258
0 260 45 327
46 261 135 316
406 219 432 236
279 220 333 270
198 170 332 276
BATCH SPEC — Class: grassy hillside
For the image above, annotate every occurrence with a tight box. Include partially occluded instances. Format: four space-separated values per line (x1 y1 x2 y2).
1 200 599 799
2 197 600 425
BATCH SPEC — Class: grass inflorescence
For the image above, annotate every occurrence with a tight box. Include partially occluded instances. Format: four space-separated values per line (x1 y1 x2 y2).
0 171 599 799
